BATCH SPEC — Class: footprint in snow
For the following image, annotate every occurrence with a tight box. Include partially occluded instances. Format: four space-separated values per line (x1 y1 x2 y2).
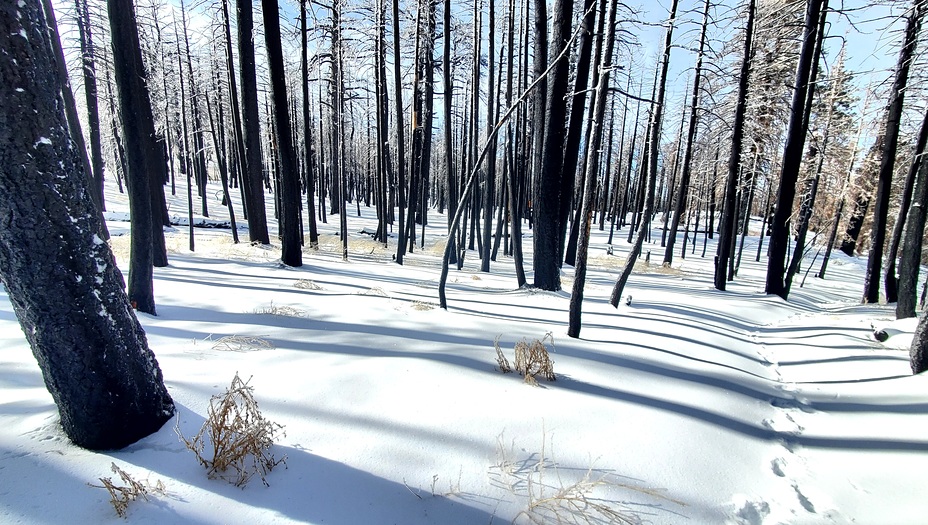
730 494 771 525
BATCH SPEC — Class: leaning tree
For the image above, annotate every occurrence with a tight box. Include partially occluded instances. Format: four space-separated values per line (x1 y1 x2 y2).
0 0 175 450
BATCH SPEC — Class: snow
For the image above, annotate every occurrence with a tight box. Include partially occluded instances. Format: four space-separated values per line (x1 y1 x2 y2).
1 179 927 524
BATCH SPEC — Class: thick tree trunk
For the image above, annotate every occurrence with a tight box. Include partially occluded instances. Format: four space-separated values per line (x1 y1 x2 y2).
896 123 928 319
108 0 171 314
863 0 924 304
910 310 928 374
237 0 271 244
480 0 497 271
262 0 303 267
0 0 174 451
886 104 928 302
533 0 573 290
765 0 825 299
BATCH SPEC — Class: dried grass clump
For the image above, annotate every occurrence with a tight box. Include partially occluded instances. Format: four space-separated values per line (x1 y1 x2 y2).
514 333 555 386
494 335 512 373
495 333 555 385
491 432 678 525
90 463 165 518
254 302 305 317
411 301 435 311
360 286 389 297
177 373 286 487
424 237 447 255
211 335 275 352
293 279 322 290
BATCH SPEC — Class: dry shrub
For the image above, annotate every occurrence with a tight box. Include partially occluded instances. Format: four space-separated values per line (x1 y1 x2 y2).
491 432 681 525
90 463 165 518
360 286 389 297
514 333 555 386
177 373 286 487
254 302 305 317
590 254 684 276
424 237 448 255
494 335 512 373
411 301 435 311
211 335 274 352
495 333 555 385
293 279 322 290
316 234 385 256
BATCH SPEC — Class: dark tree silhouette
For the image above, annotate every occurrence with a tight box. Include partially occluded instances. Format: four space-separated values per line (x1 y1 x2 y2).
714 0 755 291
261 0 302 267
863 0 924 304
765 0 825 300
533 0 573 290
237 0 271 245
107 0 172 314
0 0 174 450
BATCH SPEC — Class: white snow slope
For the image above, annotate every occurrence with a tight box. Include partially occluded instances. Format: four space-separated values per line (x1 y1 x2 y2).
1 180 926 525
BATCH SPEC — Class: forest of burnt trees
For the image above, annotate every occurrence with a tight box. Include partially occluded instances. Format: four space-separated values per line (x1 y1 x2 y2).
39 0 928 324
9 2 928 336
3 0 928 448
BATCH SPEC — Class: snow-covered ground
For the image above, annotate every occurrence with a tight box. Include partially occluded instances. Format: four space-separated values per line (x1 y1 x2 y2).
1 178 926 524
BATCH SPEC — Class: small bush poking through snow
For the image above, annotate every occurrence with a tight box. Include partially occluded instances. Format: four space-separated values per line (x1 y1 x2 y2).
90 462 165 518
411 300 435 311
177 373 286 487
210 335 275 352
495 333 555 385
293 279 321 290
254 302 305 317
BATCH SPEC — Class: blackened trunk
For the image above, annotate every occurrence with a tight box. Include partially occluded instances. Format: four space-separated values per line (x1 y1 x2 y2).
0 0 175 451
886 103 928 302
533 0 573 290
863 0 924 304
569 0 617 338
897 123 928 319
910 310 928 374
237 0 271 244
393 0 408 264
262 0 302 267
75 0 105 214
300 0 319 248
765 0 825 299
108 0 170 314
560 0 597 267
715 0 755 291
